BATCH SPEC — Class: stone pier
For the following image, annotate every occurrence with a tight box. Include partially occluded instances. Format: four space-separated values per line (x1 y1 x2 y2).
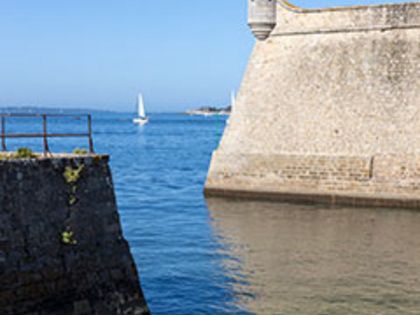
0 155 149 314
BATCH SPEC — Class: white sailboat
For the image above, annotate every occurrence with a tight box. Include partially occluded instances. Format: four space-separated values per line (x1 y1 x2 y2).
133 93 149 125
226 90 236 124
230 90 236 111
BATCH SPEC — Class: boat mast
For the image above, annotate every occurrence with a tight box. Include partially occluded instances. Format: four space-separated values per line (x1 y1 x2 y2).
230 90 236 109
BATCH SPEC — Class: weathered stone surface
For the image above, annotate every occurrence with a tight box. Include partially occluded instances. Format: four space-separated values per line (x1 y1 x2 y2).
205 1 420 208
0 155 149 315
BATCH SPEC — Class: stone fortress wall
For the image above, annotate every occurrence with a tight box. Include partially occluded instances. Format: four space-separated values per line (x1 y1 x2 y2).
205 0 420 207
0 156 149 314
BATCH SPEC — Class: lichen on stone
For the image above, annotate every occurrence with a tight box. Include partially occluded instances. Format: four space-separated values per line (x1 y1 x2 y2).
63 165 84 184
68 195 77 206
73 148 88 155
61 231 77 245
14 148 38 159
0 148 38 160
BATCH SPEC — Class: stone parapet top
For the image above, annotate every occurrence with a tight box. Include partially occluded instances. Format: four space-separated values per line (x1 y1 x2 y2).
281 0 420 14
273 0 420 35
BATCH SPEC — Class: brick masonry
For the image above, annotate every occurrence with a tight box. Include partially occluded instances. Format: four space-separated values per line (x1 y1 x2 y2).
205 1 420 208
0 156 149 315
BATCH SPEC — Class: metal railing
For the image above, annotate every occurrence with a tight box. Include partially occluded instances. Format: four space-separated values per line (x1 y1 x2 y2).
0 113 94 155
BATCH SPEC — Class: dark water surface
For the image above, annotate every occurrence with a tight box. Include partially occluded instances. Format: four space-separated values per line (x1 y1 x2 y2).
6 113 420 314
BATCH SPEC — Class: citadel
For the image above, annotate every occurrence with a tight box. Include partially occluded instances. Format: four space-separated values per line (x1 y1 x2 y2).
206 0 420 208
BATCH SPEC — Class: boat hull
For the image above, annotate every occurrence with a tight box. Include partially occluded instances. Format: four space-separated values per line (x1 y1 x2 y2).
133 117 149 125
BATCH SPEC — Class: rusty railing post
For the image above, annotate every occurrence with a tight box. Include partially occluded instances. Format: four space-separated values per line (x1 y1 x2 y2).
42 114 50 156
1 116 6 152
87 115 94 153
1 114 94 155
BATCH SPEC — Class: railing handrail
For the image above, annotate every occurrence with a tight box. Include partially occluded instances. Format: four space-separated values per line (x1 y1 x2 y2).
0 113 88 118
0 113 94 155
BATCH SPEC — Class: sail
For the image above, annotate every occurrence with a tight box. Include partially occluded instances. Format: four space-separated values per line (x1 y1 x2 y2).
230 90 236 109
138 94 146 118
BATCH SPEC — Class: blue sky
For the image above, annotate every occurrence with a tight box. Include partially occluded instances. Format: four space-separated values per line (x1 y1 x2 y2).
0 0 412 112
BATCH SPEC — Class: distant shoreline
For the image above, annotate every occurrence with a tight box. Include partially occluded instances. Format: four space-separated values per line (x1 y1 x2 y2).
185 106 231 116
0 106 220 116
0 106 236 117
0 106 116 114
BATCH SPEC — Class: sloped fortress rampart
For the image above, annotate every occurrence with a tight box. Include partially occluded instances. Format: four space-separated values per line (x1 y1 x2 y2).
205 0 420 207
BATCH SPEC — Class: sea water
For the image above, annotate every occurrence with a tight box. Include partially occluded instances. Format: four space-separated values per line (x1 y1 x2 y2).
5 112 420 315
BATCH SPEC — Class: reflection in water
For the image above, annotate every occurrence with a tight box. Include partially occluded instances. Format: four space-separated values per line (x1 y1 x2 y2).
207 198 420 315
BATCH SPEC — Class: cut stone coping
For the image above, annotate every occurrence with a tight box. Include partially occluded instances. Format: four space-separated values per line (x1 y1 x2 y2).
0 153 109 161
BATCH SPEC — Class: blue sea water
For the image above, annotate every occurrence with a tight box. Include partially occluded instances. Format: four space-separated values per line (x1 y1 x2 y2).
98 113 251 315
101 113 252 314
5 112 420 315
